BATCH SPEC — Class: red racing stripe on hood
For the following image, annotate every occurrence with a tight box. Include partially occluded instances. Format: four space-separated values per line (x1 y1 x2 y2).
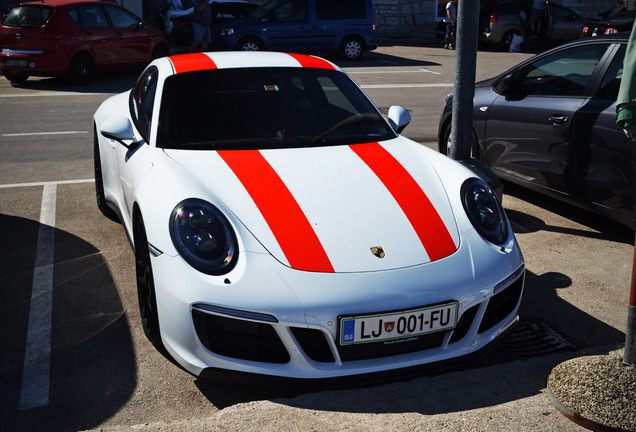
169 53 217 74
286 53 335 70
350 142 458 262
218 150 335 273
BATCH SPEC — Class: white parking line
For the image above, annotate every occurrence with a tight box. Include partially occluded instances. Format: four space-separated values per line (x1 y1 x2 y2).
0 179 94 189
361 83 454 89
19 183 57 411
2 131 89 137
348 69 443 75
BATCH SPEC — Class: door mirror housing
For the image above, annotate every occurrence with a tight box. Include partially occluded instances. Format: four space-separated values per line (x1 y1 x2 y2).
387 105 411 134
100 116 139 149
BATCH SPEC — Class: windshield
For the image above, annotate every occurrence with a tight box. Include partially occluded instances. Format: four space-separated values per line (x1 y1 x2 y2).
157 67 396 150
2 5 53 27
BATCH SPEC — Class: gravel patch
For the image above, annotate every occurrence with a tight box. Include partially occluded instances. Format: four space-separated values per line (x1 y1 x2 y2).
547 353 636 431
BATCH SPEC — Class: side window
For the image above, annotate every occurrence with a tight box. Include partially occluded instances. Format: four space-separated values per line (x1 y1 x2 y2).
69 5 109 27
266 0 307 22
316 0 366 20
130 67 158 142
514 44 610 97
104 4 140 28
597 44 626 100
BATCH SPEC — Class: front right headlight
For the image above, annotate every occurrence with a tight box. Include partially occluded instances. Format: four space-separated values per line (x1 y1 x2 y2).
170 199 238 275
461 178 508 245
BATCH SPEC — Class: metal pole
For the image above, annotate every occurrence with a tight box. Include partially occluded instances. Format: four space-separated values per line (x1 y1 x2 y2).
625 232 636 364
449 0 479 161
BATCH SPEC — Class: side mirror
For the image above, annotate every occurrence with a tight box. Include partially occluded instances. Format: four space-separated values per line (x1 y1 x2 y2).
387 105 411 134
100 116 139 148
493 73 517 95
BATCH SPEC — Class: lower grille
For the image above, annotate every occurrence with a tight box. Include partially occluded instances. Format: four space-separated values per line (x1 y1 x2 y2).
479 271 524 334
192 310 290 364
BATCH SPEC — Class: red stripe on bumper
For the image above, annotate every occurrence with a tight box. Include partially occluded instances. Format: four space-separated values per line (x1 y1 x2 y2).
169 53 217 74
351 142 457 262
218 150 334 273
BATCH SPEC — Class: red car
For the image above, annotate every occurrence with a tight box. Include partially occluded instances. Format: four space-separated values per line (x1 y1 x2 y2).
0 0 170 83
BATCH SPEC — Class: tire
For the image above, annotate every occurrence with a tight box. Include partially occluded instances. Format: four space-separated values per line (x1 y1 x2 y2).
66 52 94 84
2 69 29 83
340 36 364 61
152 44 169 60
439 119 478 159
237 37 263 51
134 213 163 348
93 125 118 222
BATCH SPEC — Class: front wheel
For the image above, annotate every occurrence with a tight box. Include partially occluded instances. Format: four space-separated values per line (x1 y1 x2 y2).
340 36 364 60
134 213 163 348
439 120 478 159
2 69 29 83
237 37 263 51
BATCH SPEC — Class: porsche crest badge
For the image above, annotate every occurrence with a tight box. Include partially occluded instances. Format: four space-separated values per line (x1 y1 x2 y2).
371 246 385 259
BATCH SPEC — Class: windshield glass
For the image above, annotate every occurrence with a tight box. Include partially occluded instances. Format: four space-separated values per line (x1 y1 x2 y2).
157 67 395 150
2 6 53 27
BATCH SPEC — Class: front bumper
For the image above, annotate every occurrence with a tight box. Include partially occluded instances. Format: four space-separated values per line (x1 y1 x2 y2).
151 228 524 380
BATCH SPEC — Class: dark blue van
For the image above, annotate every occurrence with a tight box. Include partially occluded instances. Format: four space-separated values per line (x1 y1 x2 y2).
211 0 377 60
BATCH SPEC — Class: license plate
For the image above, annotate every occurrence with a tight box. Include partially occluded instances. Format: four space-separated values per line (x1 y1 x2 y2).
339 301 458 345
5 59 27 67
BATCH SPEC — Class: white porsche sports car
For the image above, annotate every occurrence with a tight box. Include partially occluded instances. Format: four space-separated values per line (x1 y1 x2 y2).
94 51 524 382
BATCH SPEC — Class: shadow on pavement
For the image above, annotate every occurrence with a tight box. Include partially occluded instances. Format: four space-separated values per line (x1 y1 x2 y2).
0 214 136 432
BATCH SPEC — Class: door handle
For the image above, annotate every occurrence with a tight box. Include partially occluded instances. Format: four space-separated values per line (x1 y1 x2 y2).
548 114 568 125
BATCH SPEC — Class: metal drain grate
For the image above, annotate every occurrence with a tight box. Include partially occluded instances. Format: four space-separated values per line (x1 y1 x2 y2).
499 320 577 360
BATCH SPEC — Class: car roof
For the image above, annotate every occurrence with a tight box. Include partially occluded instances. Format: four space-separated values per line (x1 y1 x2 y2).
14 0 117 8
161 51 341 75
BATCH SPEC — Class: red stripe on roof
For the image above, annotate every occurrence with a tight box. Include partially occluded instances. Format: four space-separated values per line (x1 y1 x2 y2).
218 150 334 273
169 53 217 74
286 53 335 70
350 142 457 262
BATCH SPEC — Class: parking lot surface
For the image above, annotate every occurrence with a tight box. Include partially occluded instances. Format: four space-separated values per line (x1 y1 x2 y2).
0 41 633 431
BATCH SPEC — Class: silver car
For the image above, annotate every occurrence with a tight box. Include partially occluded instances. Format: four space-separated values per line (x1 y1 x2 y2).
479 0 586 49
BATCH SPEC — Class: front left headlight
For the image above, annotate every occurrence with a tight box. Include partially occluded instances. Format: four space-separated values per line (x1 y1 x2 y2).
461 178 508 245
170 199 238 275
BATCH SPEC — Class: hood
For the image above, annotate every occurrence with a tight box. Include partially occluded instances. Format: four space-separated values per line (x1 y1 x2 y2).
165 140 460 273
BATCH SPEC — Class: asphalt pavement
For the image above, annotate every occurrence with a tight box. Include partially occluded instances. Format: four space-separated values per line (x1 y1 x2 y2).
2 35 634 432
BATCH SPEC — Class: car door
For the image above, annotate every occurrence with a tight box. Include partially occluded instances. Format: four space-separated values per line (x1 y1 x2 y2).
574 43 636 211
72 4 119 66
484 43 613 193
103 4 152 64
547 4 585 41
260 0 311 51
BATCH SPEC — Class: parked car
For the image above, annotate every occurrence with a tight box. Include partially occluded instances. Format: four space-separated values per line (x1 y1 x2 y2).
0 0 169 83
581 10 636 37
211 0 377 60
439 34 636 229
163 0 257 46
93 51 524 381
479 0 586 49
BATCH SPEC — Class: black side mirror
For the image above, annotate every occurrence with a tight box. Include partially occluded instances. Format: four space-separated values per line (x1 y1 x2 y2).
493 73 517 96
